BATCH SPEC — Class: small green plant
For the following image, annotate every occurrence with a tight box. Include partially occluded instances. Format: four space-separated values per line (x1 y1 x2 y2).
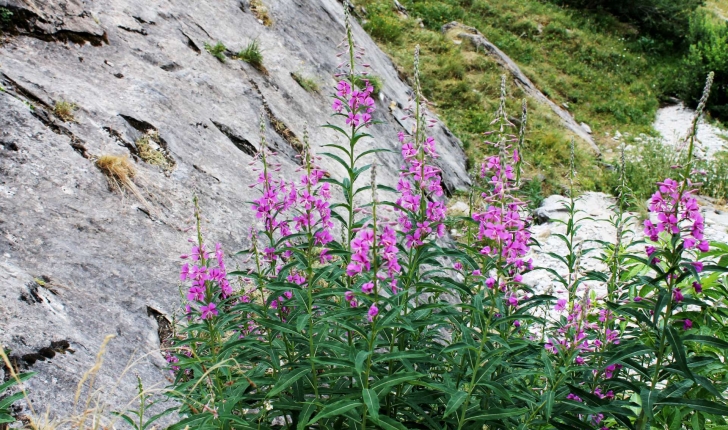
0 7 12 25
203 41 227 62
238 39 266 73
291 72 319 92
53 100 78 122
353 73 382 95
113 375 173 430
0 348 35 427
136 132 173 170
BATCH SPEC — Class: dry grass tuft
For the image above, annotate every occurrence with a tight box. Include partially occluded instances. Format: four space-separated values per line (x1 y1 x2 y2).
250 0 273 26
53 100 78 122
2 335 171 430
95 155 153 213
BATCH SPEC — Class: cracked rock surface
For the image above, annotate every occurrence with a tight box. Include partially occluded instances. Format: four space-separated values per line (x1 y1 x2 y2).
0 0 468 418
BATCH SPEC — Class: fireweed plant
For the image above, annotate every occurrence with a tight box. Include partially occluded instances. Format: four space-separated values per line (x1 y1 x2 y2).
164 15 728 429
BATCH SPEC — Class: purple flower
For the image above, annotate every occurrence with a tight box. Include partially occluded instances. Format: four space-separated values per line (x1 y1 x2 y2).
673 288 684 303
361 282 374 294
367 304 379 322
693 281 703 293
513 320 521 328
683 319 693 330
566 393 582 402
554 299 567 312
200 302 218 320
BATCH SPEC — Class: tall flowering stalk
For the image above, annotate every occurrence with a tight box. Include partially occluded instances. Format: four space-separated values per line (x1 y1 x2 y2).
632 72 715 430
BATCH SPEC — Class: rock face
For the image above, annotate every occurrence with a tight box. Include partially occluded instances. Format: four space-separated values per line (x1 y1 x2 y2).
654 103 728 158
0 0 469 418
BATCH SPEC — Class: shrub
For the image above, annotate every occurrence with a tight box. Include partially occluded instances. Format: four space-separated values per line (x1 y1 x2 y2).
53 100 77 122
291 72 319 92
362 2 404 44
165 22 728 430
237 39 266 73
678 11 728 120
203 41 227 62
550 0 703 44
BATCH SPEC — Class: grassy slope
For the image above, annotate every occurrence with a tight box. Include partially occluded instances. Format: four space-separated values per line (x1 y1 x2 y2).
706 0 728 18
354 0 680 194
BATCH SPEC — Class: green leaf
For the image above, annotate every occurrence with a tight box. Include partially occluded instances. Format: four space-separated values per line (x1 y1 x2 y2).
640 388 658 421
656 399 728 416
371 371 423 394
376 415 409 430
0 372 35 393
297 402 317 430
0 392 23 409
465 407 528 422
604 344 654 367
258 318 300 336
683 335 728 349
665 326 693 379
444 391 467 418
307 400 362 425
355 350 370 375
362 388 380 422
267 367 311 398
296 314 311 333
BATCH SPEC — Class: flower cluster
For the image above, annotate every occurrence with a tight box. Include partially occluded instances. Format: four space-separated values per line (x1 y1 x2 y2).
643 178 708 252
180 242 231 321
332 80 376 128
474 151 531 269
395 126 446 248
250 166 297 246
346 224 401 295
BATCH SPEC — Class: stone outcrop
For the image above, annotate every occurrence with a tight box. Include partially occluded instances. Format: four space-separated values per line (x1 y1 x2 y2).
0 0 468 419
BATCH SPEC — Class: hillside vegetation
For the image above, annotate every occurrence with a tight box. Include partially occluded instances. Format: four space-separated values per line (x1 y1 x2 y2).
352 0 728 199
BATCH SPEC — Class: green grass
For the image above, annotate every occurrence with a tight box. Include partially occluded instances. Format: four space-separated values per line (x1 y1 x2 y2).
353 74 383 95
353 0 682 193
291 72 319 92
613 140 728 207
204 41 227 62
706 0 728 17
238 40 266 73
